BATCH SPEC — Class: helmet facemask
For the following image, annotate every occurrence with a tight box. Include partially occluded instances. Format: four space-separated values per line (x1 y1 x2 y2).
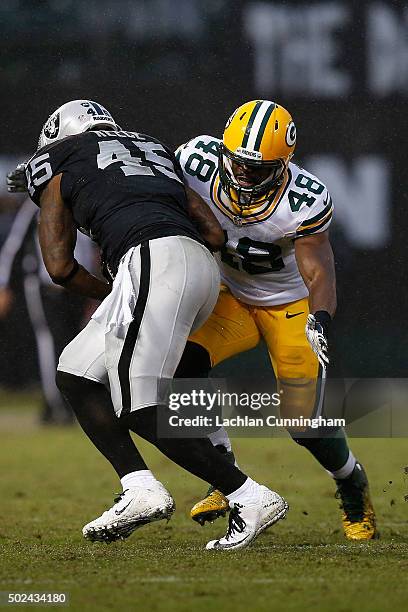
218 143 287 209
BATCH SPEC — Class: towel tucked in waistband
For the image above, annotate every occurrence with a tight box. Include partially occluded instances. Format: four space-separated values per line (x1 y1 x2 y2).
92 247 138 333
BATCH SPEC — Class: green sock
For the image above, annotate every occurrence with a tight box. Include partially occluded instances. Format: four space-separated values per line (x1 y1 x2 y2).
293 428 354 475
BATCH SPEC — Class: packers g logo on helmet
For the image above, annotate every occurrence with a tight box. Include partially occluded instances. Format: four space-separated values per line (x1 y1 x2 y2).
219 100 296 208
285 121 296 146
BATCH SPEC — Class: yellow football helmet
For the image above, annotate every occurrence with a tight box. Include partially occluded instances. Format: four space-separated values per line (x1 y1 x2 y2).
219 100 296 207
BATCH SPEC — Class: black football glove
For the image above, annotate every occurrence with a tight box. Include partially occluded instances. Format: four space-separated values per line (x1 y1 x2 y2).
305 310 331 368
6 162 28 193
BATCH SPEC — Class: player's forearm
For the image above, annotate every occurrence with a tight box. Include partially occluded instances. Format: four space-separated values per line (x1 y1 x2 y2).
295 233 336 317
198 217 226 252
37 174 109 299
306 269 337 317
58 264 111 301
42 253 110 300
185 186 225 251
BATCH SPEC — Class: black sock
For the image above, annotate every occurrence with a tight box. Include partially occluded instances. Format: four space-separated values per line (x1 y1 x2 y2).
122 406 247 495
56 371 148 477
174 342 211 378
292 428 351 473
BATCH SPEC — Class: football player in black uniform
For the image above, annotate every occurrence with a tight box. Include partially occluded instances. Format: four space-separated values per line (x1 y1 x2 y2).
8 100 288 550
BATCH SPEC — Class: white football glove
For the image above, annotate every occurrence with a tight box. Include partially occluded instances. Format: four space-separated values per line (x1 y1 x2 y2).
6 162 28 193
305 313 329 369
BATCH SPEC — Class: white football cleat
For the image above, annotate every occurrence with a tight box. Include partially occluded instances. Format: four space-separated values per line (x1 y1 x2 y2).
83 482 175 543
206 486 288 551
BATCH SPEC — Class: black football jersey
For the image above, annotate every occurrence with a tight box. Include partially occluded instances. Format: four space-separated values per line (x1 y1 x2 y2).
25 130 204 277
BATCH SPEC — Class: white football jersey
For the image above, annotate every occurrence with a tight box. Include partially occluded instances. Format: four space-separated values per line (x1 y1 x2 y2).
176 135 333 306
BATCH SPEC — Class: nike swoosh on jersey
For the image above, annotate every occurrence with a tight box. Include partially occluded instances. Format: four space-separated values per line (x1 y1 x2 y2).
285 311 304 319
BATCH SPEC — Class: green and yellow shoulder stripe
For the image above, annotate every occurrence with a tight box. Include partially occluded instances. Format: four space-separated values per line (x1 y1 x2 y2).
296 193 333 237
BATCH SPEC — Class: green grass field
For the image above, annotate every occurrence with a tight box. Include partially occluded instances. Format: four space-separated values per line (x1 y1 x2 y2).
1 392 408 612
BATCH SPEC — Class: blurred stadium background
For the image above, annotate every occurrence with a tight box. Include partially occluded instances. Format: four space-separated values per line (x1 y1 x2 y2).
1 0 407 399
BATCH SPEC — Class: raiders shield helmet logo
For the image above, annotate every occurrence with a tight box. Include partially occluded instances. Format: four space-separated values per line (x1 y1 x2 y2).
43 113 60 140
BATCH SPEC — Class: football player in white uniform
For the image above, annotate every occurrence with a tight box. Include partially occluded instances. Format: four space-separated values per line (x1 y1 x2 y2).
175 100 377 541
